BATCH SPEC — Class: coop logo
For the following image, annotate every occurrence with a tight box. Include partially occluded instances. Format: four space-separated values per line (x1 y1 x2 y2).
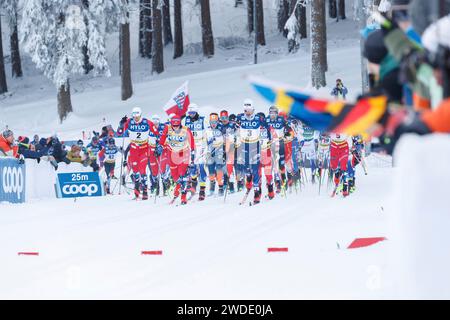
56 172 104 198
1 166 24 200
62 184 98 196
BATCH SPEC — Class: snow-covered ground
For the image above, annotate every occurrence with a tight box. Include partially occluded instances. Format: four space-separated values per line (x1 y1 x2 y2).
4 0 448 300
0 159 392 299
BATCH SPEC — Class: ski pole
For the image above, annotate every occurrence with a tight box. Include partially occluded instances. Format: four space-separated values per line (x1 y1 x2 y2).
118 137 126 195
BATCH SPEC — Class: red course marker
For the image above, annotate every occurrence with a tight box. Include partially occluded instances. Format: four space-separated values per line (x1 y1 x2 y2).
267 247 288 253
347 237 387 249
141 250 163 255
18 252 39 256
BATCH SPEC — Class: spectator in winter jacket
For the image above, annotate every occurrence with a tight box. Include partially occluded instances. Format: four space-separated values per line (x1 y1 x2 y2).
330 79 348 100
17 136 43 161
47 136 70 164
0 130 19 158
67 145 90 167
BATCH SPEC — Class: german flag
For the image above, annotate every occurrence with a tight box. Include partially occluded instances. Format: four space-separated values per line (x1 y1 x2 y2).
248 76 387 137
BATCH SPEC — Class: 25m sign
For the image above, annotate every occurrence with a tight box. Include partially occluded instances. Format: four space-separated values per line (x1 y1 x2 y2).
56 172 104 198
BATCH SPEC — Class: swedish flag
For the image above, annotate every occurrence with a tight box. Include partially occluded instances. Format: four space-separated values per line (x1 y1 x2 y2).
248 76 387 137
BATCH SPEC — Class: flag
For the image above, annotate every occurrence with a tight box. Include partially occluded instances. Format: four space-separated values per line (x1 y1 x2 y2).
163 81 190 117
248 75 387 137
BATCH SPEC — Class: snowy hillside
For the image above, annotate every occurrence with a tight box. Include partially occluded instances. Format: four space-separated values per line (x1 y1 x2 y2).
0 1 360 139
0 159 391 299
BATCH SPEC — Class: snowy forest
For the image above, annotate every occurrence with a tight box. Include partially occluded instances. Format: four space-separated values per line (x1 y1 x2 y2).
0 0 370 123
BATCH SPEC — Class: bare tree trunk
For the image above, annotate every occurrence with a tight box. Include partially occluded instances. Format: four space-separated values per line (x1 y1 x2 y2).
311 0 326 89
329 0 337 18
139 0 145 57
200 0 214 57
10 10 23 78
278 0 290 36
120 12 133 100
57 81 73 122
299 1 307 39
173 0 184 59
247 0 254 34
0 15 7 94
338 0 346 19
152 0 164 73
255 0 265 46
322 0 328 72
142 0 152 59
357 0 369 93
81 0 93 74
162 0 173 45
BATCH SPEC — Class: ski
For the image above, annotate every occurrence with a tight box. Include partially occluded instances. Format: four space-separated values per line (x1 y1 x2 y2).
239 189 251 205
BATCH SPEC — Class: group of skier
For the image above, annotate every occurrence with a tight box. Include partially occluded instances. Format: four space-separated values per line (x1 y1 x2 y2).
112 99 366 206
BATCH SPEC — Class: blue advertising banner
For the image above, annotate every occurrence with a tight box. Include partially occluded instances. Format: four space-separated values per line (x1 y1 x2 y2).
56 172 104 198
0 158 26 204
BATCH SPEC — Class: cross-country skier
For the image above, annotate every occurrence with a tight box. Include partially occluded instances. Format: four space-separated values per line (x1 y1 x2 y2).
229 113 245 192
330 133 350 197
122 107 159 200
236 99 266 205
219 110 238 193
317 132 331 182
266 106 295 192
183 104 208 200
206 113 226 196
258 112 275 200
86 136 103 172
148 115 163 196
98 137 120 194
300 123 319 183
159 115 195 205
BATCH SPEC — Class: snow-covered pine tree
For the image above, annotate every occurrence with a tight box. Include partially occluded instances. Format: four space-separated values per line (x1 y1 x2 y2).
0 14 7 94
284 1 300 53
311 0 327 89
20 0 127 122
2 0 23 78
277 0 290 36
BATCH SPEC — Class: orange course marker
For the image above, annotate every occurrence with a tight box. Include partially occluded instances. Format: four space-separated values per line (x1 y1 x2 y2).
141 250 163 255
267 247 288 253
18 252 39 256
347 237 387 249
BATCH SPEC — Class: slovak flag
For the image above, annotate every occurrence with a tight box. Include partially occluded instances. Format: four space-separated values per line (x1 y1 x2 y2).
163 81 190 117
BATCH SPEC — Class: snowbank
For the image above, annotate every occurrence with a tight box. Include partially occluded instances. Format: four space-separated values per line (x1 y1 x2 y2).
388 134 450 299
25 160 92 201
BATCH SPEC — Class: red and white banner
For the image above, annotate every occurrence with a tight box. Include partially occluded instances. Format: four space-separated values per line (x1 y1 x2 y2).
163 81 190 117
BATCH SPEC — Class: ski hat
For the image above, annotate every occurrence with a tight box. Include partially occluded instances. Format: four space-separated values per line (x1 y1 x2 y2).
220 110 229 119
209 113 219 122
269 105 278 114
363 30 388 64
151 114 161 123
422 15 450 54
132 107 142 117
2 129 13 139
243 98 254 110
188 103 199 114
170 115 181 126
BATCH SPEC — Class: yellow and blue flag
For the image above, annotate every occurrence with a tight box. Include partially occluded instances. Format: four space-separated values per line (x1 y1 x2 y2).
248 76 387 137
